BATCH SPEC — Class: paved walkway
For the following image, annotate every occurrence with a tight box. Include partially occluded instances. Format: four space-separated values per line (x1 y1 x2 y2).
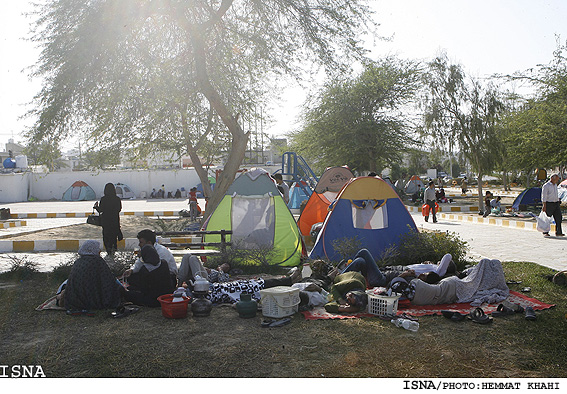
409 211 567 272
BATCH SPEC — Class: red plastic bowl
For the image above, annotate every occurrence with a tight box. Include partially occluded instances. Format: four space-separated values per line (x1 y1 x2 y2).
157 294 191 319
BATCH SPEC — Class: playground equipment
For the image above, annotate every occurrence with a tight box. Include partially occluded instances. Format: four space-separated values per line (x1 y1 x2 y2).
277 152 318 200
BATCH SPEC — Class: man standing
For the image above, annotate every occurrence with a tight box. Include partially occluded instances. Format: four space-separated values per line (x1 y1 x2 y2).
541 174 563 237
273 173 290 204
424 181 437 223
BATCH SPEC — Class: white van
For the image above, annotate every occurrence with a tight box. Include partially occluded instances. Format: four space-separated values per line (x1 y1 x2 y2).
114 183 136 199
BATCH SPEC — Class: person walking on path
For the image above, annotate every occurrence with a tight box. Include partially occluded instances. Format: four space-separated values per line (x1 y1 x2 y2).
424 181 437 223
542 173 564 237
273 173 290 204
188 187 199 221
94 183 122 256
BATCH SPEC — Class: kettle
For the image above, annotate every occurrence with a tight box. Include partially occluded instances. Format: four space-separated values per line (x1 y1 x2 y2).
190 276 210 293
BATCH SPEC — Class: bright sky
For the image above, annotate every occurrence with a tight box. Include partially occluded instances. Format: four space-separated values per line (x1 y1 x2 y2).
1 1 567 146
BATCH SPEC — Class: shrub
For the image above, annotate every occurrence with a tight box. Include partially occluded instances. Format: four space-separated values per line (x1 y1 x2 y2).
0 255 39 280
331 236 363 262
378 228 469 270
50 256 76 283
107 251 136 276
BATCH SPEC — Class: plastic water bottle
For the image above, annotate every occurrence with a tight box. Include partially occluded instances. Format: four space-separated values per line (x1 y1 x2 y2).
391 318 419 332
301 263 312 279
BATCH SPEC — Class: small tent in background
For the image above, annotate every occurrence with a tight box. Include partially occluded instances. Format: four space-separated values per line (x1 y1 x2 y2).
196 176 216 195
394 178 405 191
287 181 311 211
202 168 302 266
62 181 96 201
309 176 418 263
114 183 135 199
512 187 542 210
382 176 396 191
404 175 424 194
297 166 354 239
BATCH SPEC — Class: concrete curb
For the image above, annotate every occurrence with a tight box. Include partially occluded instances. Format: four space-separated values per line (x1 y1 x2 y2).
406 205 479 213
0 220 26 229
436 212 551 232
10 211 182 219
0 236 200 253
406 205 554 233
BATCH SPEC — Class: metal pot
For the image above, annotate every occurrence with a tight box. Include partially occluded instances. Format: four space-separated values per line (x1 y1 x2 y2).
191 297 212 317
190 276 210 293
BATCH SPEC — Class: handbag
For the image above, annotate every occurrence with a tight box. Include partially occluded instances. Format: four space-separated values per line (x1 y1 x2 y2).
87 209 102 226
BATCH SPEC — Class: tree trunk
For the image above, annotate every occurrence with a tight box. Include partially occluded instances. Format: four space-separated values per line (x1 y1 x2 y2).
502 170 508 191
188 28 249 222
477 172 484 212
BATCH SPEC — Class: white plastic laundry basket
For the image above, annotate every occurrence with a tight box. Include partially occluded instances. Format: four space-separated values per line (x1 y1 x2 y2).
260 286 300 318
366 291 399 316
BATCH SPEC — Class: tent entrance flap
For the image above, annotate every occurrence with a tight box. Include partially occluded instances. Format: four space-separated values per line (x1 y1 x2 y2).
351 200 388 230
231 197 275 249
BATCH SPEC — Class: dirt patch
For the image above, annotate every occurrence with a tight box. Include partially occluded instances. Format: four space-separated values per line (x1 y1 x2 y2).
5 216 192 241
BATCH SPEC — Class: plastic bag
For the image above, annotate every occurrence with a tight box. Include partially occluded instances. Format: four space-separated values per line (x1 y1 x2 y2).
422 203 430 216
536 210 551 233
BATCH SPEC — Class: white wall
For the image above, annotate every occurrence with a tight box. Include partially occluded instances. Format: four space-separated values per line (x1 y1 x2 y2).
0 172 31 203
1 169 202 202
1 165 286 203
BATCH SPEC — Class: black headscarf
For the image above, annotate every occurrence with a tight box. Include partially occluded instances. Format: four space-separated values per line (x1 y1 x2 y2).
104 183 117 197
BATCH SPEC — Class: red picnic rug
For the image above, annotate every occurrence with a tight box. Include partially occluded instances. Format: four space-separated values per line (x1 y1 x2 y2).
300 291 555 320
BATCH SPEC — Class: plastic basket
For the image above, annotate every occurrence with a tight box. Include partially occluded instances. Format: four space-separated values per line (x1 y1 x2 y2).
366 291 399 316
259 286 300 318
157 294 191 319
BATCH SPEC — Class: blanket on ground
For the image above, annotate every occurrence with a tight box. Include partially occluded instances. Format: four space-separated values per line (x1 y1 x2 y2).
301 291 554 320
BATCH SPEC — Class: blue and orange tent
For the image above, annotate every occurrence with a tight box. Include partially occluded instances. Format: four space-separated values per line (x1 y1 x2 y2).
309 176 418 262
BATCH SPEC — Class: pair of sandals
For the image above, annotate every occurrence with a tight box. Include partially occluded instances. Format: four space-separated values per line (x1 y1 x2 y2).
111 305 140 318
492 302 536 320
442 308 493 324
261 317 291 328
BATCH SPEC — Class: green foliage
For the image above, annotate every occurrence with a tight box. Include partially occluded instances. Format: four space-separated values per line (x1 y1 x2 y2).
0 255 39 281
501 40 567 171
106 252 136 277
49 256 75 283
331 236 363 262
291 57 422 174
378 229 469 270
422 53 506 209
151 217 192 233
205 241 278 273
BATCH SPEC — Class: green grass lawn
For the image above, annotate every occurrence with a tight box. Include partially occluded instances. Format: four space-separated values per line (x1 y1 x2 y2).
0 261 565 378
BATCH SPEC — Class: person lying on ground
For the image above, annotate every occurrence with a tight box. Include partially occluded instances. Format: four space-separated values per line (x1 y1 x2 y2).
61 240 122 312
123 229 178 286
122 244 175 307
323 271 369 313
385 253 455 277
177 254 231 288
389 258 509 306
341 248 452 288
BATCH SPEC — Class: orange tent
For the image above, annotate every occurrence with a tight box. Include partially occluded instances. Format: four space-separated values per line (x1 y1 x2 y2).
297 166 353 238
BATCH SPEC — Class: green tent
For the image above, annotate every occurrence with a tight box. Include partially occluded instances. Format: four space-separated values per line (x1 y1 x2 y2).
203 168 302 266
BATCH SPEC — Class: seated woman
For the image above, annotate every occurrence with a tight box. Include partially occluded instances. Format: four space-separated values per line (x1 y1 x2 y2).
122 244 175 307
62 240 122 313
390 258 509 307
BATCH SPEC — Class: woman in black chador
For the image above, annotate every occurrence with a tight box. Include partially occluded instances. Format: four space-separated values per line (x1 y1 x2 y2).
94 183 122 255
